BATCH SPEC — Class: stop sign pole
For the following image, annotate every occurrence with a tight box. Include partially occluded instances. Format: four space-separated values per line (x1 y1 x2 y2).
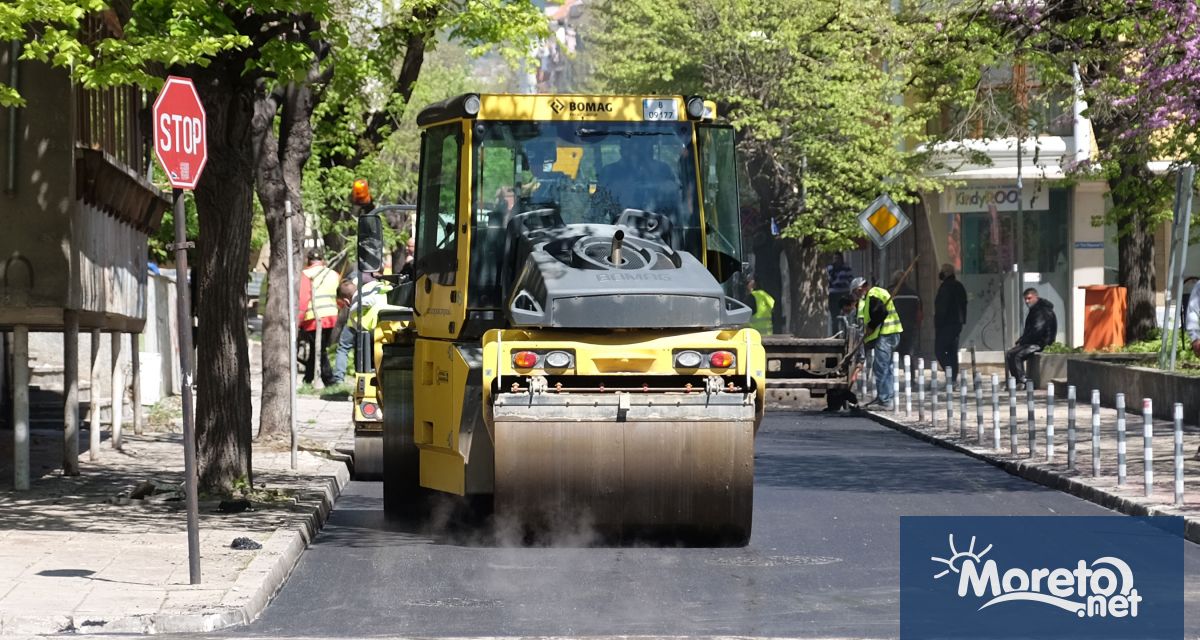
153 76 206 585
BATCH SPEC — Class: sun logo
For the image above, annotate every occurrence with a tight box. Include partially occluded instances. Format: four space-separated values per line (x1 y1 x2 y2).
931 534 992 580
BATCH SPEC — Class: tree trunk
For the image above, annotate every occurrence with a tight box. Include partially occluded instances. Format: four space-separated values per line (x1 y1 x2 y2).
783 239 832 338
1111 159 1158 343
254 81 315 441
739 140 828 337
192 69 256 492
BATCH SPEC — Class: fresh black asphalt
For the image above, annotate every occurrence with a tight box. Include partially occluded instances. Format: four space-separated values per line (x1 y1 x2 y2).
232 411 1200 638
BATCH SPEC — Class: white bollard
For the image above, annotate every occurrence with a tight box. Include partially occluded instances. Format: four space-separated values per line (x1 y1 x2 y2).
1092 390 1101 478
960 372 968 439
931 367 940 429
945 367 954 428
1026 383 1037 456
1067 386 1077 471
917 359 926 423
1045 383 1055 462
1116 393 1126 486
859 351 867 399
865 352 874 398
991 373 1000 449
904 355 912 418
1143 398 1153 497
1008 377 1018 456
1175 403 1184 506
974 372 983 443
892 352 900 412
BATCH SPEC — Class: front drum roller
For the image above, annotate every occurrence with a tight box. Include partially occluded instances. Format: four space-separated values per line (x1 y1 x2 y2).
493 394 754 545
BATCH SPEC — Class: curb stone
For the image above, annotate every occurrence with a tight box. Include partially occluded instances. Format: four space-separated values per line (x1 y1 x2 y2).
862 409 1200 544
0 457 350 636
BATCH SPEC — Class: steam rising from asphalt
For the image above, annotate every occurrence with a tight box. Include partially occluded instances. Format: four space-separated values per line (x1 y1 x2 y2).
402 494 721 635
417 492 603 548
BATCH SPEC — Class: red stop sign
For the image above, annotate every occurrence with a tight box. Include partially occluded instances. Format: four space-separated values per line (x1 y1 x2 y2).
153 76 208 190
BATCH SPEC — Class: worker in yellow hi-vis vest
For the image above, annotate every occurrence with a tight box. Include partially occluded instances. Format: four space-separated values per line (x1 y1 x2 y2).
851 276 903 408
748 278 774 335
298 248 340 386
332 272 392 384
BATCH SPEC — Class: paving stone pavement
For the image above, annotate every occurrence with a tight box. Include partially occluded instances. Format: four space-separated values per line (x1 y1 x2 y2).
0 391 353 637
864 375 1200 542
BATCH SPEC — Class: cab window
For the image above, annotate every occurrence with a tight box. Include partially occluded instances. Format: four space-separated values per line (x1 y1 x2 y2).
415 123 462 285
469 120 700 253
697 124 743 286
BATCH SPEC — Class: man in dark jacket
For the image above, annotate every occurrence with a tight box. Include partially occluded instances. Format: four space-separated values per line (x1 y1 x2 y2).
1006 287 1057 386
934 263 968 384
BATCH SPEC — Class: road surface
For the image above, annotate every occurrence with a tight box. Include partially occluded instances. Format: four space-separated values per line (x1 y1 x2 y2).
234 411 1200 638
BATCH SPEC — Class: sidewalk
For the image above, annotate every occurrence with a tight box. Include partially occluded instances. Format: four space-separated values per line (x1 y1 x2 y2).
0 392 353 636
863 380 1200 542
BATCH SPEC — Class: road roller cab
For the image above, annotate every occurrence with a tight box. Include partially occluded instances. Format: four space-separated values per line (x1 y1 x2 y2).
363 93 765 544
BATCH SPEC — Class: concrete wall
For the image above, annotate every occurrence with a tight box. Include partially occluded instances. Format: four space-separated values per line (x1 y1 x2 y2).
0 55 73 326
25 273 181 403
1066 358 1199 422
143 273 182 397
0 50 148 331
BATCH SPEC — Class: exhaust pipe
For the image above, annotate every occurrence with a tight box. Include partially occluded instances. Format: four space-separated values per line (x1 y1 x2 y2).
610 229 624 266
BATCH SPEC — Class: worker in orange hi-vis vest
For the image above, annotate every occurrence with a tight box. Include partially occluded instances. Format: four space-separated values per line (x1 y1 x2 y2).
298 248 340 386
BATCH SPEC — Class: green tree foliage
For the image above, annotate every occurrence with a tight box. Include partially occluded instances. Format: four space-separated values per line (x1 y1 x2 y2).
592 0 940 250
591 0 944 336
302 1 545 244
1 0 539 487
252 1 545 444
923 0 1183 342
303 42 482 249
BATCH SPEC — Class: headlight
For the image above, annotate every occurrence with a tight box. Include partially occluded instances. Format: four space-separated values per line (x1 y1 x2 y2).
544 350 572 368
463 93 481 115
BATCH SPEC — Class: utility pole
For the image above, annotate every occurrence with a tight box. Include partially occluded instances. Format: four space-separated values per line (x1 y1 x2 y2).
286 200 298 471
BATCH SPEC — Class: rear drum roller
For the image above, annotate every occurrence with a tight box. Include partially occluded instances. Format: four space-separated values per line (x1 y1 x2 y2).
380 347 423 514
353 427 383 480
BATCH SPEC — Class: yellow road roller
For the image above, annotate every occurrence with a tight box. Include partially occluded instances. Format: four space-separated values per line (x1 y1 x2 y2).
357 93 765 544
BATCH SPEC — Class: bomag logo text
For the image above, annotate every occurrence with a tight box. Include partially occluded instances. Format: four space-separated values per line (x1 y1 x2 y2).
568 101 613 113
596 273 671 282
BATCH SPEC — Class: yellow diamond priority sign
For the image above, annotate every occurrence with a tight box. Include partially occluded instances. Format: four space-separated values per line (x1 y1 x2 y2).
858 194 910 249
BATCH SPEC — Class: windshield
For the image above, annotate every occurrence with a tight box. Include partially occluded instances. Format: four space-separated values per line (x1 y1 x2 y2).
471 120 702 256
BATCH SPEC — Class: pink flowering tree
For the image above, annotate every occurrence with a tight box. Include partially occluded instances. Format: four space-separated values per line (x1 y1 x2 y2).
927 0 1195 342
1111 1 1200 156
